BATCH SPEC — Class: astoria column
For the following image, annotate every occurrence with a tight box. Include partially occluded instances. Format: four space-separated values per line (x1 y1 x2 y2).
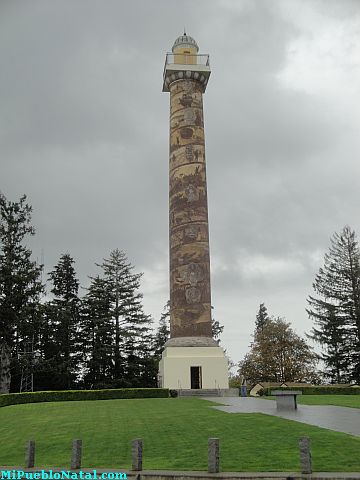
159 34 229 390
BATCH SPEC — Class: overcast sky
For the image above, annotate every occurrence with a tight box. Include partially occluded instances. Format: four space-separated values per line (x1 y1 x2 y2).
1 0 359 366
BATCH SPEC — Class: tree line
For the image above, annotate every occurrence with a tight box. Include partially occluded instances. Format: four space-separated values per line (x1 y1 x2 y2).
2 193 359 392
238 226 360 385
0 194 172 393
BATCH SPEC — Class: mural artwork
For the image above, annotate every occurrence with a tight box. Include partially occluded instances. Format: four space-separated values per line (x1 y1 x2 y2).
169 79 212 338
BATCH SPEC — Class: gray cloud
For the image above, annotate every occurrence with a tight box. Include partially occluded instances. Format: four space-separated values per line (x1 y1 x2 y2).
1 0 359 363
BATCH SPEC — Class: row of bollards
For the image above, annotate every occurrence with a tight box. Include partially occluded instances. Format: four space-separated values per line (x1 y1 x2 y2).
25 436 312 473
25 439 84 470
25 439 143 471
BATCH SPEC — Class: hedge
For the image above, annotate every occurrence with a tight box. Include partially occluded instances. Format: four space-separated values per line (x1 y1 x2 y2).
261 386 360 396
0 388 170 408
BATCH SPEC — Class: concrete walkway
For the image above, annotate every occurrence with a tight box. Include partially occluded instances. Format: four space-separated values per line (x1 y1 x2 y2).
204 397 360 437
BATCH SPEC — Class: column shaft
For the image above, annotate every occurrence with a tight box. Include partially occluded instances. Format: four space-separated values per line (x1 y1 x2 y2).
169 79 212 338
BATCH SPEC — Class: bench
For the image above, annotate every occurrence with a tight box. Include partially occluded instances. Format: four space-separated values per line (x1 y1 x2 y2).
271 390 302 410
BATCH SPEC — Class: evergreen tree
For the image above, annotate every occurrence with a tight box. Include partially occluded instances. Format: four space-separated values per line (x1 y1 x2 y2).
255 303 269 333
34 302 61 390
0 194 43 393
153 301 170 359
211 314 224 342
81 276 114 389
81 249 153 388
307 226 360 382
46 253 81 389
99 249 152 384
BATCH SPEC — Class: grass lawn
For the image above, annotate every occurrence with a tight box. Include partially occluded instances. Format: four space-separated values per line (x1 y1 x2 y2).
264 395 360 409
0 397 359 471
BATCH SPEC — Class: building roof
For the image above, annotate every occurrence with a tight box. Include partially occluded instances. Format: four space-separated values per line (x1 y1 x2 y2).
281 382 313 387
254 382 283 388
172 34 199 53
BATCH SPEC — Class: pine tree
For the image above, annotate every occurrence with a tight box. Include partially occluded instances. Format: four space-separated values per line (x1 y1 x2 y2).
82 249 153 388
0 194 43 393
81 276 114 389
153 301 170 359
211 315 224 343
99 249 152 384
307 226 360 382
47 253 81 389
255 303 269 333
34 302 61 390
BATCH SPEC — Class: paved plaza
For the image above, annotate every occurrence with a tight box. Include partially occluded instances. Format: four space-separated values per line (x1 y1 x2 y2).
205 397 360 437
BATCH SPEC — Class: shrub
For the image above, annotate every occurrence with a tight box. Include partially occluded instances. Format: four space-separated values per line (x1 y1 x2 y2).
169 389 178 398
262 386 360 396
229 376 241 388
0 388 169 408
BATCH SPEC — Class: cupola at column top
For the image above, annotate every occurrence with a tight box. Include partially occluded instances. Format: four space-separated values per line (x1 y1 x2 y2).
162 33 210 93
172 34 199 53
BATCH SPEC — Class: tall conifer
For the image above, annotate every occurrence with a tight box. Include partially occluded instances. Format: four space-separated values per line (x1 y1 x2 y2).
255 303 269 333
307 226 360 382
47 253 81 389
0 194 43 392
82 249 153 387
81 276 114 388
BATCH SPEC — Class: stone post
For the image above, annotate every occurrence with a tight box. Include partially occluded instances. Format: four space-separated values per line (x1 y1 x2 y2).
25 440 35 468
208 437 220 473
132 438 143 471
70 439 82 470
299 437 312 474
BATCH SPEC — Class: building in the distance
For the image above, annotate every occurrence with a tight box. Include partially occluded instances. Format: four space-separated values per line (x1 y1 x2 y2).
158 34 229 390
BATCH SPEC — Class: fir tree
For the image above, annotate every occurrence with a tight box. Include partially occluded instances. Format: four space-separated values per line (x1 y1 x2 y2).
82 249 153 387
81 276 114 389
0 194 43 393
307 226 360 382
255 303 269 333
47 253 81 389
153 301 170 359
211 315 224 342
99 249 151 383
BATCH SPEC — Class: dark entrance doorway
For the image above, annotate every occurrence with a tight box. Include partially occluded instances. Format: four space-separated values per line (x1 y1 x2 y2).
190 366 202 389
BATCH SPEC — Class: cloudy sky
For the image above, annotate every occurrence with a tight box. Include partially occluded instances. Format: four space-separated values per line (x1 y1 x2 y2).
1 0 359 365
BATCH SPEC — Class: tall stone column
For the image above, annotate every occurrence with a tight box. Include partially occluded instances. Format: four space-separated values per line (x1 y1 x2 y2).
169 78 212 339
159 34 229 390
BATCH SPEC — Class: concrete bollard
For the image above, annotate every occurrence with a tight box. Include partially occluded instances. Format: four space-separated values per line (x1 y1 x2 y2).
132 438 143 471
25 440 35 468
208 438 220 473
299 437 312 474
70 439 82 470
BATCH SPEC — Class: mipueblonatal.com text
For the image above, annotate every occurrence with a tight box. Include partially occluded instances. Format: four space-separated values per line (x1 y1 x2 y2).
1 470 127 480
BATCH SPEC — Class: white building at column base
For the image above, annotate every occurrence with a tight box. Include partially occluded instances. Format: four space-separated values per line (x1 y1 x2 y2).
158 337 229 390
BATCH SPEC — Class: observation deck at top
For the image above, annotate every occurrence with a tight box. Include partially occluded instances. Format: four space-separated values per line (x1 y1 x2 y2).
162 53 211 92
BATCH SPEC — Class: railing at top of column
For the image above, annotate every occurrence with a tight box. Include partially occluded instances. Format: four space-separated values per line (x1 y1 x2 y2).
163 53 210 78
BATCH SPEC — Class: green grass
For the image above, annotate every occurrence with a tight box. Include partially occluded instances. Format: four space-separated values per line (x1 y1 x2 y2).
264 395 360 409
0 398 359 471
299 395 360 408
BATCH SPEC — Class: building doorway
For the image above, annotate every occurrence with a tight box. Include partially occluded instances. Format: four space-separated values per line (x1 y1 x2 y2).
190 366 202 389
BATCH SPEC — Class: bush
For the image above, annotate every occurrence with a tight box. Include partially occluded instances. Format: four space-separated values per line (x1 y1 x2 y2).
229 377 241 388
262 386 360 396
0 388 169 408
169 389 178 398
